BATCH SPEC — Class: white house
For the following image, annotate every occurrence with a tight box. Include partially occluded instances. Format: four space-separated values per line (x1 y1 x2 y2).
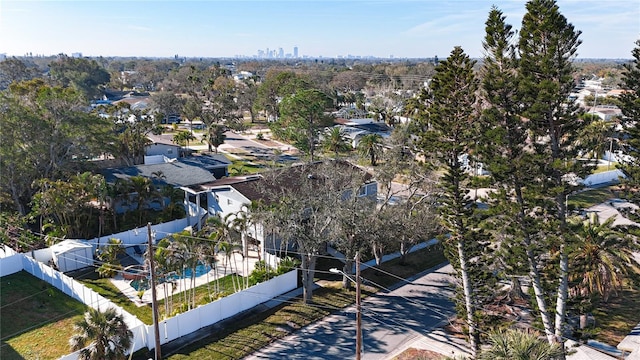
190 161 378 261
147 134 182 160
588 105 622 121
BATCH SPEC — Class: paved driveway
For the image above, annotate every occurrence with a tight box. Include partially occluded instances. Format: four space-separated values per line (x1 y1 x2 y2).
244 264 458 360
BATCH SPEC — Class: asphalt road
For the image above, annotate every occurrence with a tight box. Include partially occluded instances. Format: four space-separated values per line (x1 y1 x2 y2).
244 264 457 360
224 131 274 157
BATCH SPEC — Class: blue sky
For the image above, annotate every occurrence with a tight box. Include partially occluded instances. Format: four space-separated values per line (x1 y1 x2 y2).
1 0 638 59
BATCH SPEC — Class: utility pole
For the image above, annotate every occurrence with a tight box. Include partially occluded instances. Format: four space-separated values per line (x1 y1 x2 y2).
355 250 362 360
147 223 162 360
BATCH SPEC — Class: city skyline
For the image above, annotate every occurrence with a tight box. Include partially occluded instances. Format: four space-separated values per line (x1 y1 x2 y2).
1 0 639 59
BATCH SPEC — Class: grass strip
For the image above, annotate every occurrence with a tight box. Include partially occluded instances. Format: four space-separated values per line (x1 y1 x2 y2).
164 286 358 360
567 188 615 210
593 287 640 345
0 271 87 360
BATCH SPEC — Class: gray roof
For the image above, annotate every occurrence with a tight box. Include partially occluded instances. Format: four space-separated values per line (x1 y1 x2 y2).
180 153 232 169
102 159 217 187
147 134 180 147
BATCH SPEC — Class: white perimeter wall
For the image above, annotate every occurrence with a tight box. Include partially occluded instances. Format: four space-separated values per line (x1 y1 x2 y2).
147 270 297 348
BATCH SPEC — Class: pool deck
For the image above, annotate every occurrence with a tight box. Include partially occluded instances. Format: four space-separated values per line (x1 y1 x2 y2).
110 251 261 307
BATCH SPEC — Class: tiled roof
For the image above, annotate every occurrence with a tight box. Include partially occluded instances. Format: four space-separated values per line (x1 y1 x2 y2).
147 134 180 147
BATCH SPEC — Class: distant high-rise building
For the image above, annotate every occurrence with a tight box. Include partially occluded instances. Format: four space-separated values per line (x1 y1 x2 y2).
293 46 298 58
71 52 82 58
278 48 284 58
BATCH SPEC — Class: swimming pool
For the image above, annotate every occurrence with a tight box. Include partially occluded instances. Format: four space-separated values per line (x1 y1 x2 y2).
129 263 212 291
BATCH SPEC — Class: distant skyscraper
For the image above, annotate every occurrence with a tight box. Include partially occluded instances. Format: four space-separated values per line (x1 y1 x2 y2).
293 46 298 58
278 48 284 58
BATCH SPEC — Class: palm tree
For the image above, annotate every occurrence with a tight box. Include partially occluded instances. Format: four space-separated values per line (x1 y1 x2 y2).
478 329 563 360
150 238 174 317
126 176 160 225
569 215 639 304
576 117 615 161
202 124 227 153
357 133 384 166
169 231 201 310
218 240 243 292
69 307 133 360
322 127 351 158
96 238 124 278
172 130 196 149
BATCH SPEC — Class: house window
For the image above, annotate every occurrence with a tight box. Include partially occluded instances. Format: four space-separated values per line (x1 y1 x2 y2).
358 186 367 197
167 149 173 154
367 183 377 196
227 199 232 205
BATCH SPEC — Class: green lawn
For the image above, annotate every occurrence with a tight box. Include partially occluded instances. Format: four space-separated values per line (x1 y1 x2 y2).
78 267 245 325
0 271 87 360
592 163 618 174
567 188 615 210
593 286 640 346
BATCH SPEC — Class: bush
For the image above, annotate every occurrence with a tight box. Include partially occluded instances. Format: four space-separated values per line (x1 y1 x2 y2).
248 260 274 286
248 257 301 286
276 256 300 274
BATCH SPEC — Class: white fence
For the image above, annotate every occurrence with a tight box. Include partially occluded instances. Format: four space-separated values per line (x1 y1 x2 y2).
147 270 298 348
0 245 22 276
85 218 190 250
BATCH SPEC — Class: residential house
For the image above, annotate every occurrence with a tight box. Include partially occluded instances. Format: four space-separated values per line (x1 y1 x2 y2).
187 161 378 260
147 134 183 160
101 154 230 229
331 118 393 148
588 105 622 121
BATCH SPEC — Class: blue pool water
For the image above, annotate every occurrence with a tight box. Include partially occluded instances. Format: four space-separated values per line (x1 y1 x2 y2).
129 263 212 291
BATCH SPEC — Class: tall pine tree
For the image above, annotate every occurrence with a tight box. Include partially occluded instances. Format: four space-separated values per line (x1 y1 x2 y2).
619 40 640 205
518 0 584 344
479 6 557 344
415 46 483 357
